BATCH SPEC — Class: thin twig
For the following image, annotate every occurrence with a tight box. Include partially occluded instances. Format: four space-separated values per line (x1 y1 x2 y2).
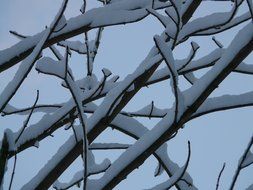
0 133 9 188
63 47 88 190
154 36 179 123
216 163 226 190
164 141 191 189
15 90 39 143
212 36 224 49
229 135 253 190
8 154 17 190
84 32 92 76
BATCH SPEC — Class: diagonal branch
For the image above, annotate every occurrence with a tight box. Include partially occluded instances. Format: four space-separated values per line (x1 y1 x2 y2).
8 3 203 189
0 0 69 113
0 0 169 73
91 22 253 190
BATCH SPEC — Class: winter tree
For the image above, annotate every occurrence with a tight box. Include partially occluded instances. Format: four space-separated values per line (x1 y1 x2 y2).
0 0 253 189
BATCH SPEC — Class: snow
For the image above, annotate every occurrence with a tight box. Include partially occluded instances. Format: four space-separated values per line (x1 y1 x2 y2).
154 35 186 121
178 0 244 40
165 7 179 25
86 45 162 132
147 165 187 190
184 22 253 106
172 0 183 14
54 15 67 32
191 41 199 51
89 113 173 189
2 1 252 189
0 0 68 112
36 57 66 79
34 141 40 148
128 101 167 118
102 68 112 77
247 184 253 190
148 48 222 85
20 135 78 190
154 163 164 177
242 151 253 168
62 74 99 90
4 129 16 151
10 77 118 152
0 0 169 73
10 100 76 150
247 0 253 20
2 103 61 116
235 62 253 75
64 71 90 187
108 75 119 83
0 27 51 112
87 22 253 190
184 73 197 84
193 91 253 119
53 149 111 190
89 114 196 190
126 84 135 92
197 11 252 35
180 48 223 72
58 40 92 54
22 109 196 190
147 8 171 27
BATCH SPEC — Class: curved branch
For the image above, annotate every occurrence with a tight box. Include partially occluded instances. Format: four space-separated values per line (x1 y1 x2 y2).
0 0 69 113
90 22 253 190
0 0 169 73
229 135 253 190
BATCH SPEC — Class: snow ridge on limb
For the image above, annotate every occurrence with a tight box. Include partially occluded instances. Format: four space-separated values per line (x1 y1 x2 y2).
229 135 253 190
146 141 191 190
58 40 93 54
15 2 204 189
178 0 245 40
0 1 203 154
124 89 253 121
53 149 111 190
62 52 90 190
0 133 9 189
0 0 169 74
0 0 69 113
36 46 90 189
20 42 163 190
23 111 197 190
9 45 253 157
154 35 185 122
3 1 253 190
92 22 253 190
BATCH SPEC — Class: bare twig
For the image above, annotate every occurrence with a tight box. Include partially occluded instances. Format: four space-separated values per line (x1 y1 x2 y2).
0 0 69 112
0 133 9 188
154 36 180 122
229 135 253 190
216 163 226 190
8 154 17 190
15 90 39 143
63 47 89 190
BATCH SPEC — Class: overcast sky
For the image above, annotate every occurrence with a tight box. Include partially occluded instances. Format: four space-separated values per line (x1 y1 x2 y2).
0 1 253 189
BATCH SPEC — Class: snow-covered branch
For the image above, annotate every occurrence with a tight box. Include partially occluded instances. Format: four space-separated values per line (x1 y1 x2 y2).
0 0 69 113
229 135 253 190
146 141 191 190
0 0 169 74
2 1 253 189
90 22 253 190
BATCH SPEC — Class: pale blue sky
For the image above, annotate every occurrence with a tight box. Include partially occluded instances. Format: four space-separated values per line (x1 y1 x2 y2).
0 1 253 189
